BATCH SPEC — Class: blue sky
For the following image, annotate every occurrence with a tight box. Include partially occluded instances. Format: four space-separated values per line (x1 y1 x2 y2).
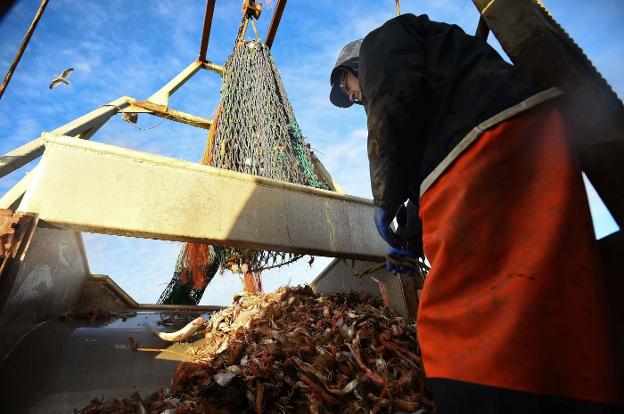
1 0 622 305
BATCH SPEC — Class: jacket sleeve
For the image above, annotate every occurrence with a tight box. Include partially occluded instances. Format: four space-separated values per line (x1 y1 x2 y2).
359 14 430 208
395 199 424 258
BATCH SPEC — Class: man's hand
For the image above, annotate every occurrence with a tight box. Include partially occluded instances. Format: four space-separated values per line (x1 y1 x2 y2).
374 205 404 248
386 246 422 276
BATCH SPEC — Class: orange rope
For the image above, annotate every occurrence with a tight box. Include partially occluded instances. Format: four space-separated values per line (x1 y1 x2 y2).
183 105 223 289
200 104 222 166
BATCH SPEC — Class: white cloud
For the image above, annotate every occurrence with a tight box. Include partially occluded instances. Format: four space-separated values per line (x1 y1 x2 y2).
71 61 91 74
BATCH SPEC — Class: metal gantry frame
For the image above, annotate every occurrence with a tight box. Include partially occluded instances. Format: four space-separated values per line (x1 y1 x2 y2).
0 60 224 208
1 0 622 292
0 0 385 265
0 0 288 209
19 133 385 260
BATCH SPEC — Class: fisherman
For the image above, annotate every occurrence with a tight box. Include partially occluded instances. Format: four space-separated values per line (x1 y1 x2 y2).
329 14 621 414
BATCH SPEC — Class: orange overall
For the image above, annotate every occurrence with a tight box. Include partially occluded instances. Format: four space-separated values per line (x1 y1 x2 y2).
417 104 620 407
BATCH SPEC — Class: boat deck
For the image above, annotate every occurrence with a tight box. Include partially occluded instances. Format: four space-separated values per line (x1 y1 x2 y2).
0 311 209 413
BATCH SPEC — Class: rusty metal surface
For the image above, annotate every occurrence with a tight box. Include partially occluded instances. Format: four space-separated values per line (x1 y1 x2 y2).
243 0 262 19
264 0 287 48
0 227 89 361
198 0 216 61
472 0 624 227
0 209 37 277
0 311 209 413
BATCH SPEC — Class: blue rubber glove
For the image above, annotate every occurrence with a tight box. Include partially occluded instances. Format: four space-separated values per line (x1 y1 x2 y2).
386 246 421 276
374 206 404 248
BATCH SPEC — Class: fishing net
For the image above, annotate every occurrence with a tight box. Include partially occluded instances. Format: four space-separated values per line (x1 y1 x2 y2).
157 245 224 305
211 40 326 187
158 37 329 305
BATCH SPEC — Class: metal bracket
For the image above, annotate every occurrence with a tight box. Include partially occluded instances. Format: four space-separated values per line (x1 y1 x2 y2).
243 0 262 19
0 209 38 278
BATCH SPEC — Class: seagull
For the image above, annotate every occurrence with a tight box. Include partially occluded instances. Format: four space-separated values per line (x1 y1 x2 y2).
49 68 74 89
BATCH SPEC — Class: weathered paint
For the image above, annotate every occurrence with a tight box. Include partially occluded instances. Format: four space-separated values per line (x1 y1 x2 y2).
18 135 387 261
0 227 89 361
311 258 410 317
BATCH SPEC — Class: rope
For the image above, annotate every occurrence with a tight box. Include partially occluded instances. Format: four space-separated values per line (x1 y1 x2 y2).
122 115 166 131
237 16 250 45
162 19 332 304
342 259 385 278
250 18 261 41
342 254 429 288
103 104 169 131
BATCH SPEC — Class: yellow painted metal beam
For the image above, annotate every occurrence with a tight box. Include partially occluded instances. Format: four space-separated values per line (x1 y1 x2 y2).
148 61 203 106
148 60 224 107
128 99 213 130
201 60 225 75
0 96 130 178
0 138 46 178
0 57 225 180
0 166 38 209
18 135 386 261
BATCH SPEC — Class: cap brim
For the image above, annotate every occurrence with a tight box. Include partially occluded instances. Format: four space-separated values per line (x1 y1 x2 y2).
329 66 354 108
330 84 353 108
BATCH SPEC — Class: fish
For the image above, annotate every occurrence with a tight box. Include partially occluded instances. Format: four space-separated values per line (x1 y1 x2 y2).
145 316 204 342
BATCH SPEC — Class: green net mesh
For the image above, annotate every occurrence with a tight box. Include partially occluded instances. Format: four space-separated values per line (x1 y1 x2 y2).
213 40 327 187
158 39 328 305
158 245 223 305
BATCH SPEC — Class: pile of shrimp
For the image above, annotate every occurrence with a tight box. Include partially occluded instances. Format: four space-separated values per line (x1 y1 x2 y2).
79 286 434 414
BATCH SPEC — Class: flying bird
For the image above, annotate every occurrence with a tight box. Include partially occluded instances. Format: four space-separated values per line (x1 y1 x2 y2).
49 68 74 89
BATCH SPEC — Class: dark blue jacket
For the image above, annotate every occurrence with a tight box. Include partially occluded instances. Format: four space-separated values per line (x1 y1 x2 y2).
359 14 539 208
